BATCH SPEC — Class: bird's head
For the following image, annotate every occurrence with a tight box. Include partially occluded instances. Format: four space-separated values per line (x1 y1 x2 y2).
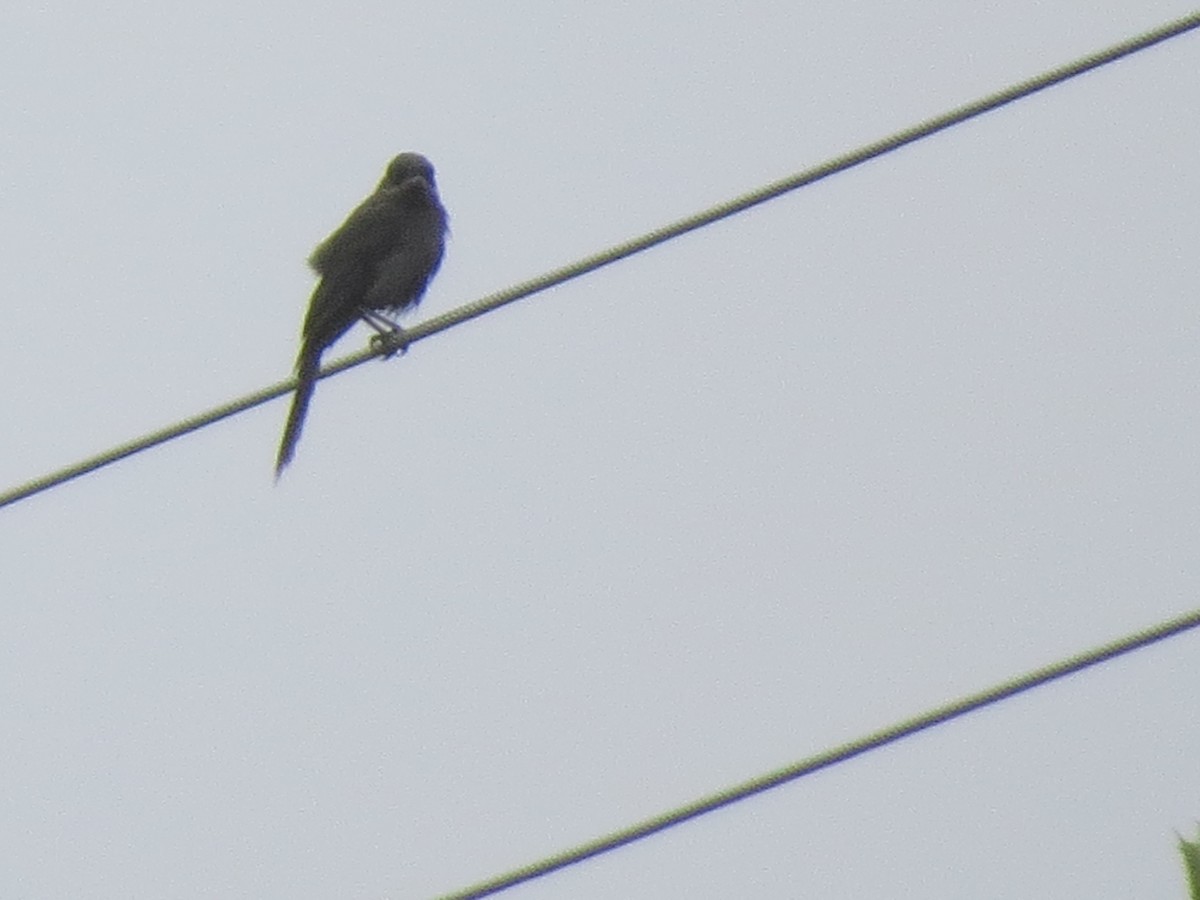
382 153 436 188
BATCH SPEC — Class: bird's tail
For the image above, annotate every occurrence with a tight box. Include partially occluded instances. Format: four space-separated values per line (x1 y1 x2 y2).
275 342 322 478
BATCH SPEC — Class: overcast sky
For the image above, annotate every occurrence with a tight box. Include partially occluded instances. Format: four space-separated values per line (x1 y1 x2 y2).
2 2 1199 898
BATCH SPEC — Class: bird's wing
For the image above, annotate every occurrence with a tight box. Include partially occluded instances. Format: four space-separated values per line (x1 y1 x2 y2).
308 186 411 276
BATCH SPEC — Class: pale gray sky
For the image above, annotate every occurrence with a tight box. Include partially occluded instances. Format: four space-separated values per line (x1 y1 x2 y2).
2 2 1198 897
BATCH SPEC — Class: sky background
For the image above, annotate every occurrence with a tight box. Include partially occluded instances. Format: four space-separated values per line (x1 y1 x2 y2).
2 2 1199 897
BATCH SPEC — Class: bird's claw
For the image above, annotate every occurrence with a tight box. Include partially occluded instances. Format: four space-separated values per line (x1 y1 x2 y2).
371 326 410 358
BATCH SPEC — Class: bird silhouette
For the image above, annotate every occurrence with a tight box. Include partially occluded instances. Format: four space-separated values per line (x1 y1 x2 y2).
275 153 448 476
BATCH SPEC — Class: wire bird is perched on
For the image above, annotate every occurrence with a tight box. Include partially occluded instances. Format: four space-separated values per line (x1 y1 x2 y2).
275 153 448 476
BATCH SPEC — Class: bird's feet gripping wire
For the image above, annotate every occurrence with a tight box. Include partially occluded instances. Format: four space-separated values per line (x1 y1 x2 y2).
360 308 411 358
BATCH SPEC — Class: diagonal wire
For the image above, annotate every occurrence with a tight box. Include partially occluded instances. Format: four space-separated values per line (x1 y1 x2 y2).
2 10 1198 511
438 606 1200 899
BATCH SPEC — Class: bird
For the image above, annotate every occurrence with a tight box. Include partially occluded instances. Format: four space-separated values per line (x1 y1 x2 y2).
275 153 448 476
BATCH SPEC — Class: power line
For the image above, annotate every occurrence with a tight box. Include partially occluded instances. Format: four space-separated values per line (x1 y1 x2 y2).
437 606 1200 899
2 10 1197 511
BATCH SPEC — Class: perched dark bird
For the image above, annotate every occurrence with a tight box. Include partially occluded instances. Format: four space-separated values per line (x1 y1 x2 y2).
275 153 448 476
